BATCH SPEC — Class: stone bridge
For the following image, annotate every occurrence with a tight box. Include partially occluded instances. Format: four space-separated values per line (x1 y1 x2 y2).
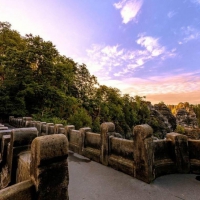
0 116 200 199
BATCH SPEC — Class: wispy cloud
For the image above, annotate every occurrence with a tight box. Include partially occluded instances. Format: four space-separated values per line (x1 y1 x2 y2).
114 0 143 24
136 35 166 57
80 35 176 80
167 11 176 19
179 26 200 44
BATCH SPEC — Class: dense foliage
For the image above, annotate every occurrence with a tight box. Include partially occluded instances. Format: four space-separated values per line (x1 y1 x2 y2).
1 22 199 137
0 22 152 138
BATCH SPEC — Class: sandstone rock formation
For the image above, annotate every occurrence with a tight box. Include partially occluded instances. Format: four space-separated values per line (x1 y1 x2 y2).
176 108 198 128
183 127 200 140
147 103 176 139
155 103 177 130
167 102 199 139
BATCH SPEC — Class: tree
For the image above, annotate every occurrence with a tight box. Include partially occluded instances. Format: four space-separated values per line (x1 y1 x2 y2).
68 107 92 129
0 21 161 139
134 95 150 124
74 64 98 103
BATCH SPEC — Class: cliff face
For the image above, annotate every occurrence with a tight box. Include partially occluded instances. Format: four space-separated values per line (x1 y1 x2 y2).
147 103 176 139
144 102 199 139
167 102 200 139
183 127 200 140
176 108 198 128
154 103 177 130
168 102 199 129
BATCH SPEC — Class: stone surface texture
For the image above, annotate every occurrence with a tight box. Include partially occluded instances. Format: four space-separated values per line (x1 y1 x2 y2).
0 180 36 200
134 124 154 183
166 132 190 173
30 134 69 200
176 108 198 128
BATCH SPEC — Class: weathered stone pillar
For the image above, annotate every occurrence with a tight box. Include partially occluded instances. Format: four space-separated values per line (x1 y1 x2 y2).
40 124 47 136
45 123 54 135
100 122 115 166
1 134 11 164
19 118 23 128
22 117 33 127
36 122 46 136
65 125 75 140
8 128 38 185
25 120 33 128
166 133 190 173
15 118 19 127
30 134 69 200
80 127 91 153
32 121 40 128
0 130 11 152
54 124 63 134
9 116 14 124
134 124 154 183
48 125 55 135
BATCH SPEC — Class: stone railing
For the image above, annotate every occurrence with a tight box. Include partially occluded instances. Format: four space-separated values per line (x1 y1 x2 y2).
7 116 200 184
0 124 69 200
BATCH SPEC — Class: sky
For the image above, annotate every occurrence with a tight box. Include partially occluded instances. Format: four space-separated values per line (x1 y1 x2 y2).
0 0 200 104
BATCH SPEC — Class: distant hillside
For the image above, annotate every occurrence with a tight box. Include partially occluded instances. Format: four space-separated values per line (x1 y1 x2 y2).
168 102 200 128
144 102 200 139
167 102 200 139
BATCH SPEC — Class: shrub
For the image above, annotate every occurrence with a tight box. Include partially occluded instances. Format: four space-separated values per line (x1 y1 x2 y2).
175 125 185 134
68 108 92 129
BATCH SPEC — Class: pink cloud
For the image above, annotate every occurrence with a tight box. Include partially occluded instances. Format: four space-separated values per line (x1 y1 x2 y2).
99 72 200 104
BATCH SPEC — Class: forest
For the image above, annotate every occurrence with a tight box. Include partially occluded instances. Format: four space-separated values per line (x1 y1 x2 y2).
0 22 200 138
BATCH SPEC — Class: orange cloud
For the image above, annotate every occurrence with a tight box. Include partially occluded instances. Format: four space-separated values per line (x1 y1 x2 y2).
97 72 200 105
146 91 200 105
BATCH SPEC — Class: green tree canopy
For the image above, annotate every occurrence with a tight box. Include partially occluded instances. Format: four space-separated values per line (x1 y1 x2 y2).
0 21 167 139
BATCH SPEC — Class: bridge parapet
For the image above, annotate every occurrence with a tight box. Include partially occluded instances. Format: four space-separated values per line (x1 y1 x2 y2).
6 116 200 185
0 129 69 200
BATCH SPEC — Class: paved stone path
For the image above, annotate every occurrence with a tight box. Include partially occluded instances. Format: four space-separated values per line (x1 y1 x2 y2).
68 151 200 200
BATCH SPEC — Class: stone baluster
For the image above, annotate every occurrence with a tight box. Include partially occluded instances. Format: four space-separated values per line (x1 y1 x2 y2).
30 134 69 200
134 124 154 183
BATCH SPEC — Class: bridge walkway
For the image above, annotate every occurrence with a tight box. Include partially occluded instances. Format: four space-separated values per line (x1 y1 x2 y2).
68 151 200 200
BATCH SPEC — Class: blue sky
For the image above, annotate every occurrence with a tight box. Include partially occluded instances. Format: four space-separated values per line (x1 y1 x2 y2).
0 0 200 104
